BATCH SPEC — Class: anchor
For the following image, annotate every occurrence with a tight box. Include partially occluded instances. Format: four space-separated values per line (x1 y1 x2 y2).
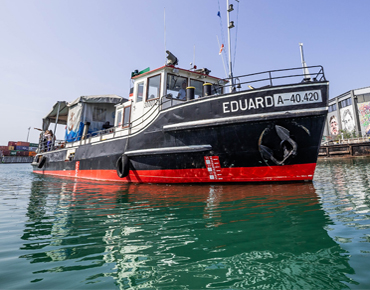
259 125 297 166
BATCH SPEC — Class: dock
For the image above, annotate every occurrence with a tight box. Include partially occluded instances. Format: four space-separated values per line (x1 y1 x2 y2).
319 137 370 158
1 156 34 163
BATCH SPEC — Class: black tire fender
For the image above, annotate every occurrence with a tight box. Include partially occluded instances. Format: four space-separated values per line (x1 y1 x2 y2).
38 156 47 168
116 154 129 178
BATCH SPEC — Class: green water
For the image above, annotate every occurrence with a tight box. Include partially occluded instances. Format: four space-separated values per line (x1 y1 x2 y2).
0 160 369 289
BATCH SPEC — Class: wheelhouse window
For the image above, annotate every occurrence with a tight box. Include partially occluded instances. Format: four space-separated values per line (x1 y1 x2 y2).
136 81 144 102
167 74 188 100
147 75 161 101
190 79 203 99
122 105 131 128
115 109 123 127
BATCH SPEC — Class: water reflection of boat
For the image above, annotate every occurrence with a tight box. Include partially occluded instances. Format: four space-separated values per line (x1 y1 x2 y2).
21 177 353 289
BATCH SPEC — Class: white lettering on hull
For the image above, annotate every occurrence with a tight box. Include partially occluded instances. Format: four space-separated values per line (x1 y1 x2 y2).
223 96 273 113
222 90 322 113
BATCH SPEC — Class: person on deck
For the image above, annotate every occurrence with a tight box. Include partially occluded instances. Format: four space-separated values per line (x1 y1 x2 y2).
177 81 187 100
47 130 55 151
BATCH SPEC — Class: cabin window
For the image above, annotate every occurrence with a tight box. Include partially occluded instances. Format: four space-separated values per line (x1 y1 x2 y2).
115 109 123 127
190 79 203 99
122 106 131 128
147 74 161 101
167 74 188 100
93 107 107 122
136 81 144 102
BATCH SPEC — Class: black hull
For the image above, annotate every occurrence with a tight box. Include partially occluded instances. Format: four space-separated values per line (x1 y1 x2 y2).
33 82 328 183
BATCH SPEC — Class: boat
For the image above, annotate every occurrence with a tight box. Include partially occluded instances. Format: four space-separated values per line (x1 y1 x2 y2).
32 5 329 183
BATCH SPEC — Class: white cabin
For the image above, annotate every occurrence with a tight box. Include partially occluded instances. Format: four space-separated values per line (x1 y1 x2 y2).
42 64 227 151
114 65 227 136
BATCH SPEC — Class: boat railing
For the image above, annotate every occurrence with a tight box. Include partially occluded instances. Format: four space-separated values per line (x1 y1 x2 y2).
160 95 186 109
57 96 187 150
225 65 326 91
130 98 162 132
37 138 66 153
45 98 164 150
39 65 327 153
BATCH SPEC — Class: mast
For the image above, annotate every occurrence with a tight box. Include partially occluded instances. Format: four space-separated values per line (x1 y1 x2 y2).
299 43 311 81
227 0 234 90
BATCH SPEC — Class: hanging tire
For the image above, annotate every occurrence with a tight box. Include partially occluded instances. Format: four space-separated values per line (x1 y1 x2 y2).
116 154 129 178
38 156 47 168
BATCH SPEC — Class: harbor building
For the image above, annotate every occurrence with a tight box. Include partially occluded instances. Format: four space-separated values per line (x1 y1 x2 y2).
323 86 370 139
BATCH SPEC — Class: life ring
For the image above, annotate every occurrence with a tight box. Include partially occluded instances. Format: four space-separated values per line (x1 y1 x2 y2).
38 156 47 168
116 154 129 178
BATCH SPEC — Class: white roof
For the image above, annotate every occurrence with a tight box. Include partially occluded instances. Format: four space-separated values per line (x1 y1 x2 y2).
68 94 126 107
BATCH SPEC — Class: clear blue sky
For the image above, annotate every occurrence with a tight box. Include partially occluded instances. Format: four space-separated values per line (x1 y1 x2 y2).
1 0 369 144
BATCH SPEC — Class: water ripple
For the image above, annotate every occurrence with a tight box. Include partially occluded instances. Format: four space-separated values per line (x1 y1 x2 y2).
0 163 369 289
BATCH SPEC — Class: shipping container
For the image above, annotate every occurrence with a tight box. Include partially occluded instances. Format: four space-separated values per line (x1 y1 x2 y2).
8 141 17 146
29 147 38 152
15 145 29 151
1 150 10 156
8 146 15 150
29 151 37 157
10 150 18 156
29 143 38 147
16 141 30 147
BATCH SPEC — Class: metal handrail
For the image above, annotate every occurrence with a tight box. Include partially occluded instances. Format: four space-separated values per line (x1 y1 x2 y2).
38 139 65 152
40 65 327 153
222 65 326 91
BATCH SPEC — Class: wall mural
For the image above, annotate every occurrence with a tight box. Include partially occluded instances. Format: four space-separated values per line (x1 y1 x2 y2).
329 114 339 135
358 101 370 135
340 106 356 133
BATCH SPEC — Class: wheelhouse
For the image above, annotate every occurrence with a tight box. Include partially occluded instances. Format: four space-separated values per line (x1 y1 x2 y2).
114 65 227 134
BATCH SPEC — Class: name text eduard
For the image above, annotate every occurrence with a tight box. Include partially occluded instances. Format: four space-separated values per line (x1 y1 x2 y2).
222 96 273 113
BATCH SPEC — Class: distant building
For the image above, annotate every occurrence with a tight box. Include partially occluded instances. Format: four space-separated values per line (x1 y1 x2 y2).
324 86 370 138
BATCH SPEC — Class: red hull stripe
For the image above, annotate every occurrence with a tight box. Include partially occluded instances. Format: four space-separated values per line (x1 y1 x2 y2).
33 163 316 183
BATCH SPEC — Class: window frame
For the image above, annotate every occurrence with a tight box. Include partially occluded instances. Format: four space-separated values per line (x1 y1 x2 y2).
189 78 204 99
166 73 188 99
115 108 123 127
122 105 132 128
136 81 145 103
146 74 162 102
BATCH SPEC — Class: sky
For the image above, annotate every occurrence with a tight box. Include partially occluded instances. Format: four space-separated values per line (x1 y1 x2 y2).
1 0 369 145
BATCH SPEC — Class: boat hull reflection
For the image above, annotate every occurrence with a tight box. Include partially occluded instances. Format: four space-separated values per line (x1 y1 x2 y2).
21 177 353 289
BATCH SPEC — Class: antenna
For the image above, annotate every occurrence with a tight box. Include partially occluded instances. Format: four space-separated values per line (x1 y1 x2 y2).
227 0 235 91
164 7 166 61
299 43 311 81
193 45 195 69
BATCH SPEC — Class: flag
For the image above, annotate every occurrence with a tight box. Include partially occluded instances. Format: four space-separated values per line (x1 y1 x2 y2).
217 11 221 17
219 44 224 55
